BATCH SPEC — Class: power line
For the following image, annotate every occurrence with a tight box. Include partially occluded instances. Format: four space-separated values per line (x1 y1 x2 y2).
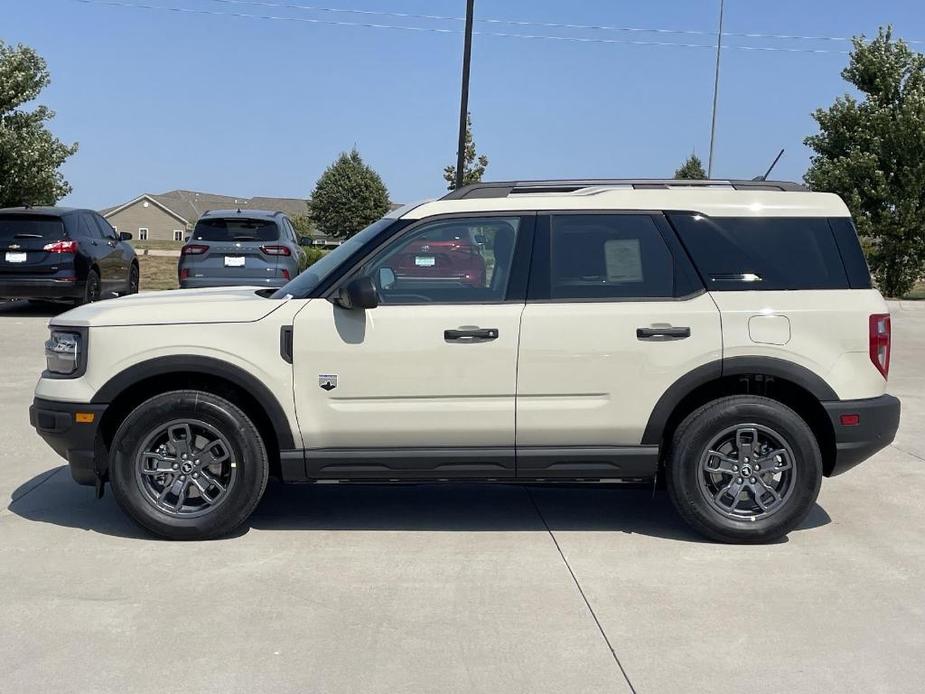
206 0 924 46
65 0 854 54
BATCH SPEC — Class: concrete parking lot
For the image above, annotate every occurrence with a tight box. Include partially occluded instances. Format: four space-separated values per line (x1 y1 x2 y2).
1 299 923 694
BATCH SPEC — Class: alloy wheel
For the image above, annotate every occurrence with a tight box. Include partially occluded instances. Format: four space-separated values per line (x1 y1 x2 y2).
134 419 238 519
697 423 797 520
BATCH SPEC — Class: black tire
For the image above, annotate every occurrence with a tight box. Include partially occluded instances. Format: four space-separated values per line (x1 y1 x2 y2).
75 268 101 306
127 263 139 295
666 395 822 544
109 390 269 540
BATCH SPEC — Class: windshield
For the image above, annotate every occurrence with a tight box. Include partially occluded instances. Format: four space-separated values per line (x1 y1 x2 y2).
270 217 398 299
0 216 66 242
192 218 279 242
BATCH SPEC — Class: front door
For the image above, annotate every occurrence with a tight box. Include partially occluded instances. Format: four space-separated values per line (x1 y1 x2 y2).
291 214 533 479
515 212 722 478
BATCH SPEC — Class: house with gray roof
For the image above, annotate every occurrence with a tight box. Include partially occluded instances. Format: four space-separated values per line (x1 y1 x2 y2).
101 190 310 243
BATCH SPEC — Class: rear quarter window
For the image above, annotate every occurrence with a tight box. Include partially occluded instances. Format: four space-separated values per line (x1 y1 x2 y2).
668 214 850 291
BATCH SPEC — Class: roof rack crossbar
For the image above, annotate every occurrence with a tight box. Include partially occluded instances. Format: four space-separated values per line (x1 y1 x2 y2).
441 179 807 200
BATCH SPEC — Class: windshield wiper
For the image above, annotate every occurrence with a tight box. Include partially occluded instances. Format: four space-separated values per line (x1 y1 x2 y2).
13 233 43 239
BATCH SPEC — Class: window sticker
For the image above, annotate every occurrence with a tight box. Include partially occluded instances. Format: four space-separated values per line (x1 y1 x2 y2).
603 239 643 282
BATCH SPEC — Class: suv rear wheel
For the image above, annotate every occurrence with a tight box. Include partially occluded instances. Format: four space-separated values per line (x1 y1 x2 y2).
109 390 269 540
666 395 822 544
76 268 101 306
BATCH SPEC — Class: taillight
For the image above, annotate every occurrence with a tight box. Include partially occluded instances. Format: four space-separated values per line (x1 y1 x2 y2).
182 244 208 255
869 313 891 379
281 269 290 280
42 240 78 254
179 268 189 281
260 245 291 256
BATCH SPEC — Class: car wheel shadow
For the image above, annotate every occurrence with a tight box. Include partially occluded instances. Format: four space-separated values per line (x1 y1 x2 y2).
8 467 832 543
0 299 71 317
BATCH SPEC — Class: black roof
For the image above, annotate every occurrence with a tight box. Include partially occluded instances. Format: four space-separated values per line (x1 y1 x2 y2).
441 179 808 200
0 206 84 217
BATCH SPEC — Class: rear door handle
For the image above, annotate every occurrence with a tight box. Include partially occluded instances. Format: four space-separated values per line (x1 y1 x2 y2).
444 328 499 342
636 326 691 340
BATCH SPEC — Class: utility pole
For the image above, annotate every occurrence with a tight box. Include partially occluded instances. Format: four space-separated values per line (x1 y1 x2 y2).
455 0 475 191
707 0 725 178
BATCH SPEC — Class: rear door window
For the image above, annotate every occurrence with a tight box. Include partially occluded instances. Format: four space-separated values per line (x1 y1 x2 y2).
192 218 280 242
668 214 850 290
79 213 103 239
548 214 675 299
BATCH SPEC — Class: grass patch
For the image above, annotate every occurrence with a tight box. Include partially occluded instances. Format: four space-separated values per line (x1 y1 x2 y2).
131 239 184 252
138 255 178 291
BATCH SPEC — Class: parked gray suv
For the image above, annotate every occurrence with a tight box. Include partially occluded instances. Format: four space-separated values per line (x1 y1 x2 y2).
178 210 305 289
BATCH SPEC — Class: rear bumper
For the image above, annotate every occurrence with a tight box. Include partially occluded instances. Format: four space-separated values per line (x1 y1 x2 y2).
0 277 83 300
29 397 108 486
179 277 287 289
823 394 901 476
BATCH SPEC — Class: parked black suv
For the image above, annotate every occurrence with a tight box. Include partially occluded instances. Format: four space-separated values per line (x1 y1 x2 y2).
0 207 138 304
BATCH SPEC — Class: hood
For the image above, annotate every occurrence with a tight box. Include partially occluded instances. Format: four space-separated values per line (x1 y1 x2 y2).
50 287 288 328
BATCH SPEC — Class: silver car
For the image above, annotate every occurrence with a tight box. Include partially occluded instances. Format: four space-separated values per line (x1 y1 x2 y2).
178 210 305 289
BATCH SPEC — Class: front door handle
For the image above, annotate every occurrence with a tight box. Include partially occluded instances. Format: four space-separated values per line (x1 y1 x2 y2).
636 326 691 340
444 328 499 342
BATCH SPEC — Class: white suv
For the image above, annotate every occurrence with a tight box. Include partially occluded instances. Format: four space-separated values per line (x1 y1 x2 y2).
30 179 901 542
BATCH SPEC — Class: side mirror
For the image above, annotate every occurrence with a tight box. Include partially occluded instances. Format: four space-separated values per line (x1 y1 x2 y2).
119 232 133 241
334 276 379 310
299 235 313 246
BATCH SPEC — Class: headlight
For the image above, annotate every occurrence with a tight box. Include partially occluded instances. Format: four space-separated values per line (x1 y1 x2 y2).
45 331 82 375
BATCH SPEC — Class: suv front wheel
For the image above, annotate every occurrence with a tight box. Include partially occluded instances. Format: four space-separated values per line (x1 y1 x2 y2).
666 395 823 544
109 390 269 540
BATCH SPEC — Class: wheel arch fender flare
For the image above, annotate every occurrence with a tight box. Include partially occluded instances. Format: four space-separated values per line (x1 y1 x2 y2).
641 356 838 445
91 355 296 450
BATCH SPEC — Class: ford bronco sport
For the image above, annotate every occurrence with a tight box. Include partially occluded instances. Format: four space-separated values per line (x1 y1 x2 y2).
30 179 901 542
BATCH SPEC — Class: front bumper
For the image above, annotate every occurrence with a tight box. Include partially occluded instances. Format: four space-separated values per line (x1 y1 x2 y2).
0 277 83 300
823 394 901 476
30 397 108 486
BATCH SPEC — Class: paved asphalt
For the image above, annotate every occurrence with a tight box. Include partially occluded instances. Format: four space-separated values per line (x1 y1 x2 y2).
1 299 923 693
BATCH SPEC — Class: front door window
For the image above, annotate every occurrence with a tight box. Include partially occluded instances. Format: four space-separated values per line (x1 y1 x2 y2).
363 217 521 304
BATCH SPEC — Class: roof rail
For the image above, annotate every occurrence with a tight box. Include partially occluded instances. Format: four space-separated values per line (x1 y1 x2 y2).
441 179 808 200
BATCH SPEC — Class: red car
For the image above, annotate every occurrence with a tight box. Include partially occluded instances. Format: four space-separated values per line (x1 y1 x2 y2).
392 225 486 287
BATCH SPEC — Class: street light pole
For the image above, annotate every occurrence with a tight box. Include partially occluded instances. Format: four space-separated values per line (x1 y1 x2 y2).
707 0 725 178
455 0 475 191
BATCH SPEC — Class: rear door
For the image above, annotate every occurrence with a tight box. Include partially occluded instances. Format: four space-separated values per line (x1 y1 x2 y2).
93 214 130 289
78 212 119 294
0 214 68 277
515 212 722 478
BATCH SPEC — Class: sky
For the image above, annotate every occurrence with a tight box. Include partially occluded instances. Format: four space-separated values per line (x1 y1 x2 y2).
3 0 924 209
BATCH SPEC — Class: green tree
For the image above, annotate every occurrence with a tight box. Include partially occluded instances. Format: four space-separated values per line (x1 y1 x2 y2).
0 41 78 208
674 153 707 180
444 112 489 191
309 148 390 238
805 27 925 297
290 212 314 237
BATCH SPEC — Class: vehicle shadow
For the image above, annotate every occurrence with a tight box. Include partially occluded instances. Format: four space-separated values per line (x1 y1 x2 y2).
7 467 832 543
0 299 69 318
